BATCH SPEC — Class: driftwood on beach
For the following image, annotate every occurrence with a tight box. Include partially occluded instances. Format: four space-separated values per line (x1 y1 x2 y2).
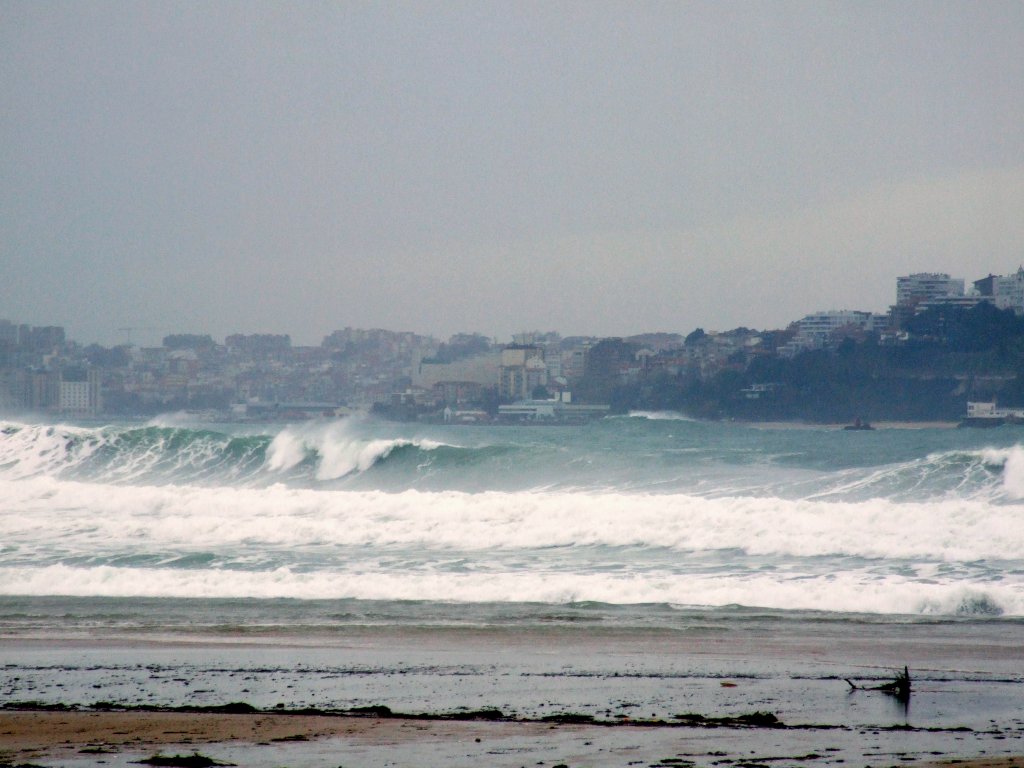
845 666 911 700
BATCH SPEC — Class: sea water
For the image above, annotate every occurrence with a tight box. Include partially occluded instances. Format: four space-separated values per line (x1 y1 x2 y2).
2 413 1024 747
1 413 1022 615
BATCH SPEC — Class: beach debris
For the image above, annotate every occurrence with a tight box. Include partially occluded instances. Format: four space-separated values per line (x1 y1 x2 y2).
171 702 256 714
345 704 393 717
672 712 782 728
447 708 506 721
845 666 911 700
540 712 596 724
343 705 508 721
133 753 234 768
1 701 74 711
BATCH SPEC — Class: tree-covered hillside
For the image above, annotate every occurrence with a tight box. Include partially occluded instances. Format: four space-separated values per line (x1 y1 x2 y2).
590 303 1024 422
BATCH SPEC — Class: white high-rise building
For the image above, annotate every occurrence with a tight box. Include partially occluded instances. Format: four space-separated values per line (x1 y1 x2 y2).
992 267 1024 314
890 272 967 328
778 310 877 357
895 273 964 306
59 370 102 416
797 310 876 340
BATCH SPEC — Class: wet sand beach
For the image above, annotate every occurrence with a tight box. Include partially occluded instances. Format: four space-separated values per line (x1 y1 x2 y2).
1 707 1022 768
2 609 1023 767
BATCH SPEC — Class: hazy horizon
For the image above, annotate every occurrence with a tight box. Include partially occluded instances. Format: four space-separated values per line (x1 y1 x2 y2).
3 2 1022 347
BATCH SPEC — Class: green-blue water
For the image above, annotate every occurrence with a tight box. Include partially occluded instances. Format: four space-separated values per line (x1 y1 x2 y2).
0 413 1022 615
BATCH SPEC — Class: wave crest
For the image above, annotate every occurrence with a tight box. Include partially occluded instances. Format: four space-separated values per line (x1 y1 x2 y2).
625 411 696 421
0 419 455 486
264 421 448 480
979 445 1024 499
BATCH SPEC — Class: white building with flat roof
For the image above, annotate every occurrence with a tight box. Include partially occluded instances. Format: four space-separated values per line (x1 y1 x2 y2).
896 273 964 306
412 351 501 390
992 267 1024 314
779 310 877 358
59 370 102 416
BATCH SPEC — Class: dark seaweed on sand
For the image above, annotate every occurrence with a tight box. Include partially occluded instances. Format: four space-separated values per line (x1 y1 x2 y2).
672 712 782 728
133 753 234 768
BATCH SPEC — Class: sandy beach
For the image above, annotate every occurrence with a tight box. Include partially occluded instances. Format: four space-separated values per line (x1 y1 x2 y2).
3 610 1024 767
0 709 560 764
1 707 1022 768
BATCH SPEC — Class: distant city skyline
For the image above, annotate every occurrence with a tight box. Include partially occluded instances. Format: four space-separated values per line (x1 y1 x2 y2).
3 2 1022 347
3 263 1017 351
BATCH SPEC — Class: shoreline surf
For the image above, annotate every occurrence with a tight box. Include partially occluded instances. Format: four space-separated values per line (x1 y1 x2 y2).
3 417 1023 764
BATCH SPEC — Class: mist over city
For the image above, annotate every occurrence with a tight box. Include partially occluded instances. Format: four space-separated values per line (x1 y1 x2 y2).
3 265 1024 424
3 3 1022 346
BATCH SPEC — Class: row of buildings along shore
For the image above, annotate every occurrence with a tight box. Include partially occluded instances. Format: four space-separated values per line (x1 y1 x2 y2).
1 268 1022 421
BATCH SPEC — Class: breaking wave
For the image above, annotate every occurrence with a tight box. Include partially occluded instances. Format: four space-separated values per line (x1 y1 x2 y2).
2 416 1024 616
0 561 1019 617
1 480 1020 559
0 476 1022 614
263 422 447 481
0 420 455 486
1 418 1022 501
978 445 1024 499
625 410 697 421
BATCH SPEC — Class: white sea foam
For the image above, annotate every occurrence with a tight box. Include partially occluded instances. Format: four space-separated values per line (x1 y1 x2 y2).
0 422 100 479
2 420 1020 503
1 476 1022 561
0 562 1019 616
263 429 308 472
0 420 250 484
626 411 696 421
979 445 1024 499
263 421 447 479
4 423 1024 616
0 419 451 484
145 411 197 428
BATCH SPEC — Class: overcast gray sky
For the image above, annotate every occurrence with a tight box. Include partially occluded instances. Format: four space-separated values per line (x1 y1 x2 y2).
2 1 1022 346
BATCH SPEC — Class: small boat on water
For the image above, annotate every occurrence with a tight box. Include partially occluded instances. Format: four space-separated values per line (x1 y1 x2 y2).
958 401 1024 428
843 418 874 431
